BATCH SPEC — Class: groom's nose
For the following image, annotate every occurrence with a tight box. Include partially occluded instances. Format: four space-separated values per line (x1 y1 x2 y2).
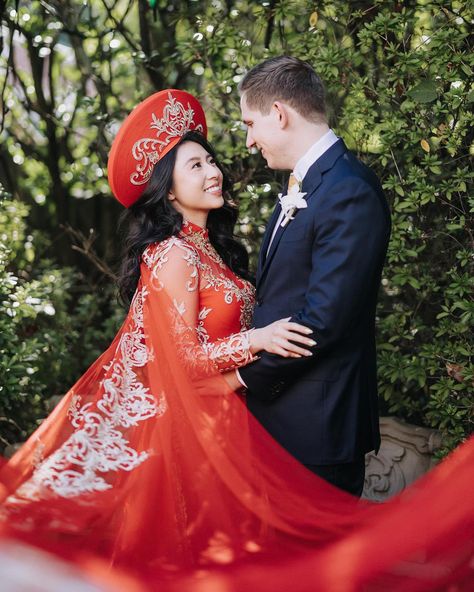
246 128 255 149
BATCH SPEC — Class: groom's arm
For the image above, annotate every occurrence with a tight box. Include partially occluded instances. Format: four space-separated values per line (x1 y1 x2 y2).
239 178 390 400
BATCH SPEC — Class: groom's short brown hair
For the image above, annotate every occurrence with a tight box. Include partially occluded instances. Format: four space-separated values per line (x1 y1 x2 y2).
239 56 327 123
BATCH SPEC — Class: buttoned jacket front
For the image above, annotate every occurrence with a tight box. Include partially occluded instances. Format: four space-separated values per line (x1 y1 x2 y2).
240 139 391 464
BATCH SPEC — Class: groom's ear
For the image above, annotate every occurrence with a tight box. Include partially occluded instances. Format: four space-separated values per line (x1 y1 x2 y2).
272 101 289 129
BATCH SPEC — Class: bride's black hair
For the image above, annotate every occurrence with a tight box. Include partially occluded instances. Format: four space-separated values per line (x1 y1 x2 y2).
117 130 251 306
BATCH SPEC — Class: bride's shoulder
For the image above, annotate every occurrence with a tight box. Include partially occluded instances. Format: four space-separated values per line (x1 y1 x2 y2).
142 235 200 270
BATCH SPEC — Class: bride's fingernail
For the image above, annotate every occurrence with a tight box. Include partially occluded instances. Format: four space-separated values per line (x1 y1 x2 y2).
307 339 316 346
305 328 313 334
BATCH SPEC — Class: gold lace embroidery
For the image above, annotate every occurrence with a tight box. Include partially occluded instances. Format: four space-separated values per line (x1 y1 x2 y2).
143 236 256 372
180 223 255 330
182 229 226 268
196 258 254 330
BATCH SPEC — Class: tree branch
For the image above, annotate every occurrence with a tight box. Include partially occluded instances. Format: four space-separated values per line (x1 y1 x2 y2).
99 0 140 52
0 8 16 134
264 0 277 49
137 0 164 88
62 224 117 280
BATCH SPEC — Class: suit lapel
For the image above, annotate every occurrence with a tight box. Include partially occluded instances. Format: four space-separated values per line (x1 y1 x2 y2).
256 188 285 286
257 139 347 289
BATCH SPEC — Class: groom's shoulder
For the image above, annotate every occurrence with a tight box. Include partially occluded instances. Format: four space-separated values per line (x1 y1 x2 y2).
327 147 383 195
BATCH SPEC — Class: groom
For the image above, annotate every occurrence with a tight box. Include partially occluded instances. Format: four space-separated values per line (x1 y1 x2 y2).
226 56 391 497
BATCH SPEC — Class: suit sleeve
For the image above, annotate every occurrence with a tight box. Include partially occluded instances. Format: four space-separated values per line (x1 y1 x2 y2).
239 179 390 399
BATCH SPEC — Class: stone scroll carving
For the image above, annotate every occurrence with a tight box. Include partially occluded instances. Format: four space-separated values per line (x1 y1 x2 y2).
363 417 442 502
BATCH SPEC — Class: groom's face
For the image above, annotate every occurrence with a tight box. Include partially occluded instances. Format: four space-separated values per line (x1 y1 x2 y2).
240 94 284 169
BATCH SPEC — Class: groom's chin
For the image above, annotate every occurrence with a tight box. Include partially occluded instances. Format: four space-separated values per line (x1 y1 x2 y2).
262 153 275 169
261 152 285 171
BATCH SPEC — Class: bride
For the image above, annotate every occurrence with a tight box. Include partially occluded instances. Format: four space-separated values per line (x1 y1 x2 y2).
0 90 472 592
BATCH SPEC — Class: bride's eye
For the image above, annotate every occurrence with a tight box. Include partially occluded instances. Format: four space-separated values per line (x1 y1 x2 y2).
192 161 202 169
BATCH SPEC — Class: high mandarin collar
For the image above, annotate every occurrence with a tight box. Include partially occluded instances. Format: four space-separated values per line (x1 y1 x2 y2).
181 219 209 239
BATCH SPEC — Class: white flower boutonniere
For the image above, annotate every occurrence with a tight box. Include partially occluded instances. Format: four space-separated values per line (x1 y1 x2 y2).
278 184 307 227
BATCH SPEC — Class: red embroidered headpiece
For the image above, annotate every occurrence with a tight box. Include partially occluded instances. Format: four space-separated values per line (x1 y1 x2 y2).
108 89 207 207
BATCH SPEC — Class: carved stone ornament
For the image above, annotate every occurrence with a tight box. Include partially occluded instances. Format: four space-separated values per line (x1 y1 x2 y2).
363 416 442 502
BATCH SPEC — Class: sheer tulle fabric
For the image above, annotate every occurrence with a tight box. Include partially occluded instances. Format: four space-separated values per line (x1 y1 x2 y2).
0 257 472 591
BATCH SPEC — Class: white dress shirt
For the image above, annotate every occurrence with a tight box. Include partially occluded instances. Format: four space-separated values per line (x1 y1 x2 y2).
236 129 339 389
266 129 339 254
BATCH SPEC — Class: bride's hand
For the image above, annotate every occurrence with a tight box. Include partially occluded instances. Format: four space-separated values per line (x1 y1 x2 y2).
249 318 315 358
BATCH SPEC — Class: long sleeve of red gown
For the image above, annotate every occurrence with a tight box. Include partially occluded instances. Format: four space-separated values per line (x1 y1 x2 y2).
141 220 256 375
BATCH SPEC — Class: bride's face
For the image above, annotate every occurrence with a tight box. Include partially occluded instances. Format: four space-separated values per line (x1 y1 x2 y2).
168 141 224 226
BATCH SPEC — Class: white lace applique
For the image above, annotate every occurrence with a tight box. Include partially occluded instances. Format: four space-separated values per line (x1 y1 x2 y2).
202 331 254 368
31 438 45 470
130 92 204 187
181 228 254 328
143 236 256 374
196 308 254 370
197 259 255 330
10 287 166 501
173 299 187 315
143 237 200 293
196 307 212 343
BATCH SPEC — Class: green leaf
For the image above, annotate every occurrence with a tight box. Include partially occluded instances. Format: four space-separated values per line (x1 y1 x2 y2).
408 277 421 289
395 185 405 197
407 80 438 103
396 201 414 210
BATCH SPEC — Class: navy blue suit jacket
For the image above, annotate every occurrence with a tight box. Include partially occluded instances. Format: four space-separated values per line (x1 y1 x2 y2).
239 139 391 465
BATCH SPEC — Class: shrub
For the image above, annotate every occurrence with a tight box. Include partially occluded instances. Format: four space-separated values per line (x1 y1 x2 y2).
0 194 123 448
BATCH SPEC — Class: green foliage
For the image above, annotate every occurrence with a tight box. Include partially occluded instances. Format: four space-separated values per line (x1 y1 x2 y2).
1 0 473 454
0 193 123 448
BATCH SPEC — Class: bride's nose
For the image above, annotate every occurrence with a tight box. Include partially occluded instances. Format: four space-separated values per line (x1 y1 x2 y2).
205 163 219 179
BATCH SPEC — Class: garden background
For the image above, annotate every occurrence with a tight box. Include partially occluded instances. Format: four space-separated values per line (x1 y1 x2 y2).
0 0 472 456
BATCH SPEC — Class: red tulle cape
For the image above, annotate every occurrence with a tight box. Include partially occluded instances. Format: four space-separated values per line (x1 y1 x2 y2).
0 277 472 591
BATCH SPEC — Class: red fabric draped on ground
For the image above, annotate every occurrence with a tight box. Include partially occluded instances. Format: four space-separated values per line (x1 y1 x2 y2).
0 264 472 591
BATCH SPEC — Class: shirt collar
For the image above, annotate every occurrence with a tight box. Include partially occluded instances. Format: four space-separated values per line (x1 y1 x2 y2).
293 129 339 183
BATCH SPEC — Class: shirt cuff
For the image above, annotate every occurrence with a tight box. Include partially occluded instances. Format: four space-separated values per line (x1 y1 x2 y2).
235 369 247 389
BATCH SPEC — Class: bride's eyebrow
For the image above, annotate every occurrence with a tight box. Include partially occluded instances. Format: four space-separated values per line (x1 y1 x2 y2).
184 156 201 166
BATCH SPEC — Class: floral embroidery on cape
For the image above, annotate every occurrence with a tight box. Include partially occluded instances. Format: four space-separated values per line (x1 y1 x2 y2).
8 288 165 501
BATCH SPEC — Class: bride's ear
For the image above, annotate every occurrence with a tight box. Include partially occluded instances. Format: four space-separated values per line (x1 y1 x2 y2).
168 190 175 202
